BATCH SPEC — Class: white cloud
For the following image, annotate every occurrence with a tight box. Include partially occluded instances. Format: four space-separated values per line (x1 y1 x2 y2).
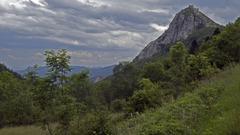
139 8 170 14
0 0 47 9
0 0 27 9
106 30 144 49
0 48 12 52
40 37 81 46
8 54 19 60
69 50 134 66
150 23 168 32
35 52 44 57
30 0 47 7
109 30 142 38
76 0 110 7
69 51 94 58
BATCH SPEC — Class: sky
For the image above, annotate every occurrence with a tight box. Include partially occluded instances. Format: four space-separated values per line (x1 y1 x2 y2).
0 0 239 70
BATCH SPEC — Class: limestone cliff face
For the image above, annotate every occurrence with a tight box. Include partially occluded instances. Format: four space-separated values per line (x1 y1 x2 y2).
134 5 221 61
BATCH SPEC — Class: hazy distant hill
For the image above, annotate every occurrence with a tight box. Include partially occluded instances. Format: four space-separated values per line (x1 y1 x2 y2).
0 63 22 79
17 65 115 82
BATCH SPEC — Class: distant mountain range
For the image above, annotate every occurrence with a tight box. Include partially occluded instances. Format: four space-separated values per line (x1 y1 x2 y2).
16 65 115 82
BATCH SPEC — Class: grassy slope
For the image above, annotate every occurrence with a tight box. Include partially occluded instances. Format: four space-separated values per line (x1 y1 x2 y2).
199 65 240 135
0 65 239 135
112 65 240 135
0 126 46 135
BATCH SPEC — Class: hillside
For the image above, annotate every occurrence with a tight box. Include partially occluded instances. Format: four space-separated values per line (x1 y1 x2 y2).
1 65 239 135
112 65 240 135
0 64 22 79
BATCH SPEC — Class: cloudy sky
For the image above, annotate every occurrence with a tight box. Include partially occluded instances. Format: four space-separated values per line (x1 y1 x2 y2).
0 0 239 70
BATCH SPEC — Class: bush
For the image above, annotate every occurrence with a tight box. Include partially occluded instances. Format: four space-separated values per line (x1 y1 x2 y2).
186 54 216 80
128 79 162 113
71 112 112 135
140 85 224 135
0 72 36 126
200 18 240 68
143 62 166 83
111 99 127 112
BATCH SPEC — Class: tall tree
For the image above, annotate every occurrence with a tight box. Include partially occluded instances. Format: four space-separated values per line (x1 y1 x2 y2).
35 49 75 135
168 42 189 98
45 49 71 93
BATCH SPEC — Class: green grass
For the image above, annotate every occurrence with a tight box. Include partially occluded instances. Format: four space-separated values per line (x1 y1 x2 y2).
0 126 46 135
1 65 239 135
112 65 240 135
198 65 240 135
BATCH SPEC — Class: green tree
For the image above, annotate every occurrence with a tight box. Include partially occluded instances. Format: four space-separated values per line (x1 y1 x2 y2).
95 80 113 109
34 49 75 135
143 61 166 83
44 49 71 92
71 111 112 135
24 65 40 86
0 72 35 126
68 71 92 103
111 63 142 99
129 79 162 113
168 42 189 98
201 18 240 68
186 54 216 80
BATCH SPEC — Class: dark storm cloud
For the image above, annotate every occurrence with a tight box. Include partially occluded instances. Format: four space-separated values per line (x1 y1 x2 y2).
0 0 239 69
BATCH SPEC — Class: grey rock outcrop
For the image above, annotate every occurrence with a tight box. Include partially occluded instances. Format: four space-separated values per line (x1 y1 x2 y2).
134 5 221 61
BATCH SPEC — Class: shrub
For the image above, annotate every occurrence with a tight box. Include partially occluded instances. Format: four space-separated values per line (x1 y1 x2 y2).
128 79 162 113
140 86 224 135
143 62 166 83
71 112 112 135
186 54 216 80
111 99 127 112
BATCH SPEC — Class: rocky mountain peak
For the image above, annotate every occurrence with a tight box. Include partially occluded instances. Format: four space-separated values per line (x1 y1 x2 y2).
134 5 221 61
